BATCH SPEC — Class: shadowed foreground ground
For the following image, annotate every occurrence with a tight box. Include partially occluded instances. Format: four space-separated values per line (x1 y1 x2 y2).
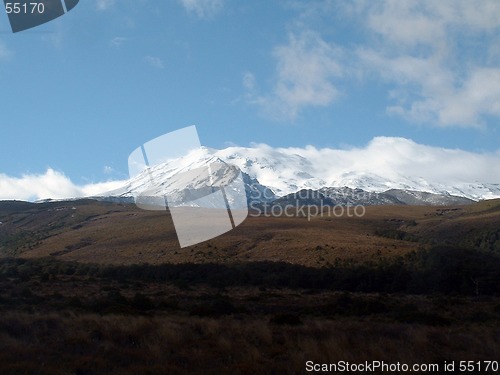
1 312 499 375
0 256 499 374
0 199 499 374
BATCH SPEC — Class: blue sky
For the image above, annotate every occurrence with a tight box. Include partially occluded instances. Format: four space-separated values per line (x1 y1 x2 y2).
0 0 499 199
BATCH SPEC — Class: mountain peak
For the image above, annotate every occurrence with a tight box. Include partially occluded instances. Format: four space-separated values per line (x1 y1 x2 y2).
106 146 500 203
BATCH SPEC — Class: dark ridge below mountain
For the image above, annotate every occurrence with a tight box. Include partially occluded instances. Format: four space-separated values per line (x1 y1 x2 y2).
267 187 475 207
383 189 475 206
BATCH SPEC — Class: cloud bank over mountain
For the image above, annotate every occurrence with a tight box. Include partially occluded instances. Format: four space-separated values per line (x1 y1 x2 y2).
0 169 126 201
1 137 499 201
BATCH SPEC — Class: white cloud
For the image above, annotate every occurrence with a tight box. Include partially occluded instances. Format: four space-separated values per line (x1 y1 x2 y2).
251 0 500 127
0 169 126 201
218 137 500 199
144 55 164 69
329 137 500 185
0 41 13 60
1 138 499 201
103 166 115 174
110 37 127 48
41 31 65 49
180 0 223 19
251 30 343 120
437 68 500 125
96 0 116 11
358 0 500 127
81 180 127 197
242 72 255 91
273 137 500 185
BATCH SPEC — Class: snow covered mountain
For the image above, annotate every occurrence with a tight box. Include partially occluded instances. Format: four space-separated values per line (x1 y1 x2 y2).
103 145 500 205
213 146 500 201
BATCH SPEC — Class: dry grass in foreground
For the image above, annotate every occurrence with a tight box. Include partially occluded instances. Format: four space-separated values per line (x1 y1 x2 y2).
0 312 499 375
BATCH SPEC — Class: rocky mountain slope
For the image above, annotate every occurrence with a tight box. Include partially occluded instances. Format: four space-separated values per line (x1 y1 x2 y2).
99 146 498 206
